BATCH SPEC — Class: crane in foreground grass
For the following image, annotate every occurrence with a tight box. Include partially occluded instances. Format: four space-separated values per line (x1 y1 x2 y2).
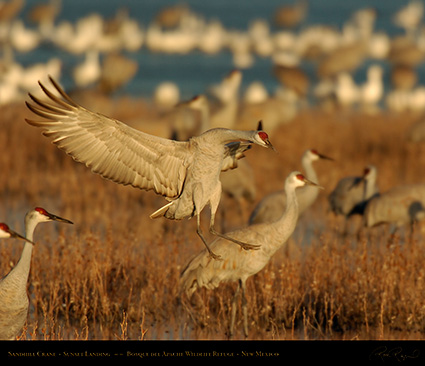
0 207 73 340
180 171 322 337
25 77 275 259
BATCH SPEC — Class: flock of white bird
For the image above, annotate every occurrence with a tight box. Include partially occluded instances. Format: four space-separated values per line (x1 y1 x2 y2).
2 0 425 115
3 0 425 339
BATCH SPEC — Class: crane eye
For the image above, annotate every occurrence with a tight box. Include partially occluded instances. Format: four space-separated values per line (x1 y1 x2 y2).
0 223 9 231
35 207 48 216
296 174 305 181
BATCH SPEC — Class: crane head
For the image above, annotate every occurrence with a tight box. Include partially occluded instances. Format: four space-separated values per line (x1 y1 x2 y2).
309 149 334 161
254 123 276 151
295 173 324 189
33 207 74 225
0 223 34 244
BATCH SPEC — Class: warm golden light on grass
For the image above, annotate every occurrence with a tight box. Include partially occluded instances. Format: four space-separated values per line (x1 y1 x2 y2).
1 100 425 340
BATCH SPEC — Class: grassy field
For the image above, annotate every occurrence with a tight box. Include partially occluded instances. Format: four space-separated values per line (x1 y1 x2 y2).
1 95 425 341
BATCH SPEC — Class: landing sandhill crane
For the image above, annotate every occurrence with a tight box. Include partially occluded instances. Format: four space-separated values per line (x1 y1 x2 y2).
0 207 72 340
363 183 425 233
180 171 322 337
180 94 258 224
328 165 379 233
249 149 332 225
25 77 275 259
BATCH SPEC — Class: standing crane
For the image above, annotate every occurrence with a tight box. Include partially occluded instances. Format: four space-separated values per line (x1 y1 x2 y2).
363 183 425 234
328 165 379 233
0 207 73 340
249 149 332 225
25 77 275 260
180 171 322 337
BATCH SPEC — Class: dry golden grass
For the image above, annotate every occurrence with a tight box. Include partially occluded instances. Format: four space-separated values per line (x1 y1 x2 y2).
2 97 425 340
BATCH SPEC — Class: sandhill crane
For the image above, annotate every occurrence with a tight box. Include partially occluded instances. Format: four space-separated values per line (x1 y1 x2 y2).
25 77 275 259
180 171 322 337
249 149 332 225
0 207 72 340
328 165 379 233
363 183 425 233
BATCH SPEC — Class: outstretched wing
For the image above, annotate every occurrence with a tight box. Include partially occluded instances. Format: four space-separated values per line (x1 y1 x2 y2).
25 76 191 199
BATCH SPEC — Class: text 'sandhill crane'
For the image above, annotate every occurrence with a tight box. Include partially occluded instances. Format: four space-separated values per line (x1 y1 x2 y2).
25 77 275 259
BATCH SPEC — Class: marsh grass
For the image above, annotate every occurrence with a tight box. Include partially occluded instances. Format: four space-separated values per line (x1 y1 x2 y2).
1 99 425 340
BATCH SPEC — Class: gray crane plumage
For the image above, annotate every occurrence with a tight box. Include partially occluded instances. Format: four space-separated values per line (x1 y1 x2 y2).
180 171 322 337
25 77 275 259
248 149 332 225
0 208 72 340
364 183 425 229
328 165 379 218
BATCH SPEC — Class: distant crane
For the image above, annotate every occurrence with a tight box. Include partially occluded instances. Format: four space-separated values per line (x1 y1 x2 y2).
25 77 275 259
363 183 425 234
328 165 379 233
180 171 322 337
0 207 72 340
249 149 332 225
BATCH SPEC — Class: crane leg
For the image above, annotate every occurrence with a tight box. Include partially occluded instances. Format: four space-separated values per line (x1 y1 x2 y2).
196 214 222 260
229 280 249 338
208 186 260 251
210 226 261 251
241 280 249 338
230 280 241 337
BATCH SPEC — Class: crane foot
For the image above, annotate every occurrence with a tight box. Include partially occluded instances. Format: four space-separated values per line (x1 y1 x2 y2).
210 228 261 251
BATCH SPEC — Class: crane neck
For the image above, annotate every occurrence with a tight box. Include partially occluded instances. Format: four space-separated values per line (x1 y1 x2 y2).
364 174 377 200
199 128 256 145
302 157 318 183
282 184 300 221
260 183 300 259
6 219 40 285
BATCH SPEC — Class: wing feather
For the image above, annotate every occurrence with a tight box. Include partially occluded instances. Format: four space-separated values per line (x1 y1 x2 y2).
25 77 191 198
221 141 252 171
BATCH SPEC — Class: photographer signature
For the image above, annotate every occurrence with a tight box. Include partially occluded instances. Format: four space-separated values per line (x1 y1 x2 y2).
369 346 421 362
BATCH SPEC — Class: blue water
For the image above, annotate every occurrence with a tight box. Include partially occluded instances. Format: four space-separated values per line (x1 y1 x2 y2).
17 0 419 99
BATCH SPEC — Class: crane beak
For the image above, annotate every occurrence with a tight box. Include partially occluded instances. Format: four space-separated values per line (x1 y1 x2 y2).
264 138 276 152
47 212 73 225
8 228 35 245
318 152 334 161
304 177 324 189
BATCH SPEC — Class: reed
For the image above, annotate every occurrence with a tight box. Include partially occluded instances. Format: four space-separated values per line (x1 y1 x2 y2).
1 100 425 340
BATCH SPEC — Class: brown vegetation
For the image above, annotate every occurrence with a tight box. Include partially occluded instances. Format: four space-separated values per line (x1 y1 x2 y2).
1 97 425 340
